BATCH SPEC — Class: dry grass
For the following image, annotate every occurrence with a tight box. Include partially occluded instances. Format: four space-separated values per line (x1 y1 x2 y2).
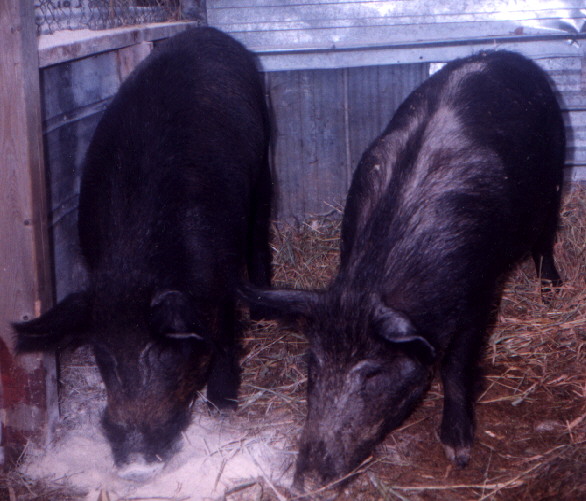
236 186 586 500
2 188 585 500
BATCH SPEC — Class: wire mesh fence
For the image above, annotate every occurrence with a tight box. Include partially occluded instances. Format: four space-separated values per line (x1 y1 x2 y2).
35 0 184 35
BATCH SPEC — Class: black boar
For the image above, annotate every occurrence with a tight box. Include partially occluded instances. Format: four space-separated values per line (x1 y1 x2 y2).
241 50 564 488
14 27 272 480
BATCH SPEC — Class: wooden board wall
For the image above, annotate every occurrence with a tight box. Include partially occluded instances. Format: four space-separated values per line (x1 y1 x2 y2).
41 45 156 301
0 12 172 468
268 63 428 221
0 0 57 466
208 2 586 181
0 15 198 465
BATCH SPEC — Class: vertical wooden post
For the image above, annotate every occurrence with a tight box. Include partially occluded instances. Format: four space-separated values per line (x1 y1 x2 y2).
0 0 58 468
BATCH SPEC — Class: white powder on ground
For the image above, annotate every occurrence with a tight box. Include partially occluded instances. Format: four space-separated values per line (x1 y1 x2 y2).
22 404 296 500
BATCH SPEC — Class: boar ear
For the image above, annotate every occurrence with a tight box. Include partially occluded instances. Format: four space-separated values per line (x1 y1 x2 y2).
13 291 92 352
372 303 436 362
150 289 205 340
238 284 320 320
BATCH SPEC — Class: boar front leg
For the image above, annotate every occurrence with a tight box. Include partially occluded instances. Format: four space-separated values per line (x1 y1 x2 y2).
246 164 273 320
439 324 483 467
207 301 240 410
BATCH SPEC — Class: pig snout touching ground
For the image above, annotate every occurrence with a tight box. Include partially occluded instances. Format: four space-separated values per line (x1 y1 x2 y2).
14 26 272 478
241 49 565 489
117 454 165 483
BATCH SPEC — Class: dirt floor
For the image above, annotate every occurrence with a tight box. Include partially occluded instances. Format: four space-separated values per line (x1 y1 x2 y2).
1 187 585 501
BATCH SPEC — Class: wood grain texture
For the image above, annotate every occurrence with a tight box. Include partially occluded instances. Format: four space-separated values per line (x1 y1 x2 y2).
0 0 57 464
268 64 427 221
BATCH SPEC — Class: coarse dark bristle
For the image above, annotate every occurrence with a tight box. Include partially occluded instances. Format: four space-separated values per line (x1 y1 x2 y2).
237 186 586 500
4 189 585 500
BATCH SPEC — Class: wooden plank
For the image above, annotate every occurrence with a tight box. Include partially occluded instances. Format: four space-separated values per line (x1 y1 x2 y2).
565 110 586 128
307 69 348 214
213 22 581 51
549 70 582 92
558 91 586 110
269 71 306 219
117 42 153 81
255 38 583 72
41 51 121 123
44 114 101 300
209 0 582 11
210 6 580 28
268 64 428 221
346 64 428 171
38 21 196 68
0 0 57 465
269 69 347 221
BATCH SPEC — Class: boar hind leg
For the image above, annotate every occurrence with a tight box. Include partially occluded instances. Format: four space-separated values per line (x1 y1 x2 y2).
246 167 272 320
532 248 562 289
439 327 483 467
533 251 562 300
207 303 240 410
532 206 562 289
207 347 239 410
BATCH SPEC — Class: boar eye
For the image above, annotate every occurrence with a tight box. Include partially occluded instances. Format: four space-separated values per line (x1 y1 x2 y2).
361 367 392 399
363 367 384 380
351 361 392 397
351 360 383 379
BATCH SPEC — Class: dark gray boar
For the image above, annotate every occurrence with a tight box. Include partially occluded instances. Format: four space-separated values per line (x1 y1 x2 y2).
240 50 564 488
14 27 272 480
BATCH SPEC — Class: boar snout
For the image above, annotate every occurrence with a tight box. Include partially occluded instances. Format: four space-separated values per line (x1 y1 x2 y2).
117 453 165 482
294 431 370 492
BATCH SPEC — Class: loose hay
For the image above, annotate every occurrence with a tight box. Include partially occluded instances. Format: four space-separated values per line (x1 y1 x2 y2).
2 188 585 500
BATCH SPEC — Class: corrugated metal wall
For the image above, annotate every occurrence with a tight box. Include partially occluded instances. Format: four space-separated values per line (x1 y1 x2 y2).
265 56 586 221
208 0 584 66
209 0 586 208
268 64 427 219
39 4 586 228
541 57 586 181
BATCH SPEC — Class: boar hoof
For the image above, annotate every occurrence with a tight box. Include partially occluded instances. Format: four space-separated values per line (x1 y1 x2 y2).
211 399 237 412
443 444 471 468
540 279 562 305
291 472 305 494
206 392 238 413
249 305 272 321
206 369 239 412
